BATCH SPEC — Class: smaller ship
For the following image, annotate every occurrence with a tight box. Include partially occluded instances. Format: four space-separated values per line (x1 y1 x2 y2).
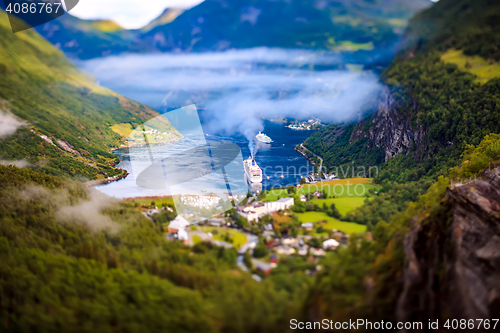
256 131 273 144
243 157 263 183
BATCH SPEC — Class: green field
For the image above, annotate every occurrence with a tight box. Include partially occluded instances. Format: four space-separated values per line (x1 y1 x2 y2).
200 227 247 250
337 40 374 51
126 196 175 207
192 235 203 245
312 197 367 216
295 211 366 234
441 49 500 84
264 179 380 201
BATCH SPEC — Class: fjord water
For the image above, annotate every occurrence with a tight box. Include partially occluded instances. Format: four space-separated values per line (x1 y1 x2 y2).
80 48 382 197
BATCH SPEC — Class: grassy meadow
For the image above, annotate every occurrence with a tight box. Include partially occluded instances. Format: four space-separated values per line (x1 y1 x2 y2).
441 49 500 84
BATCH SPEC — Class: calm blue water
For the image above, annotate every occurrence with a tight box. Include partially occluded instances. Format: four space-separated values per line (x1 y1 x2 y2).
204 119 315 189
79 49 379 197
95 120 314 198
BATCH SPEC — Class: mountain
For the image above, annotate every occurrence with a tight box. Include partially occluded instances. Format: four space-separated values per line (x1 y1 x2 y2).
305 0 500 183
133 0 432 56
0 163 305 332
34 14 136 59
32 0 432 60
304 0 500 324
140 7 185 32
0 9 179 179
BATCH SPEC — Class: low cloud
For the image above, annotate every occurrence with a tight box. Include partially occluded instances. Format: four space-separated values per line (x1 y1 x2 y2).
0 159 30 168
0 111 25 137
80 47 384 144
57 189 121 233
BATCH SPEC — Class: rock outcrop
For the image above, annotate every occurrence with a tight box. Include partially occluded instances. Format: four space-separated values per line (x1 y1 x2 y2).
351 87 426 162
397 168 500 330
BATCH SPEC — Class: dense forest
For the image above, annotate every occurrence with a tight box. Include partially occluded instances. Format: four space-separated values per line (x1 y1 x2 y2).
0 164 313 332
0 10 177 180
1 0 500 330
304 0 500 227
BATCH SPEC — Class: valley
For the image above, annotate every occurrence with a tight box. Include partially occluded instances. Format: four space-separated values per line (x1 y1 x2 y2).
1 0 500 331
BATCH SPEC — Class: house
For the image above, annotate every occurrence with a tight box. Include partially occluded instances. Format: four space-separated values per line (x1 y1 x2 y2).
275 246 296 255
299 194 307 202
323 238 340 250
209 218 225 227
237 202 267 222
253 260 275 274
264 197 295 212
282 236 297 246
147 208 160 216
297 245 308 256
301 222 314 230
270 254 278 264
167 215 190 233
265 239 279 248
177 228 188 244
309 248 326 256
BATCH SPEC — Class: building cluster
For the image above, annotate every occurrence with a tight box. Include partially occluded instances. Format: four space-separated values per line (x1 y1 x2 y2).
286 119 321 130
180 195 221 210
237 197 295 222
166 215 190 243
265 236 340 259
143 128 175 141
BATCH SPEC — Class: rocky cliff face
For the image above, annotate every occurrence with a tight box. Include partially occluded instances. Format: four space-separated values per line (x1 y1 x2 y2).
397 168 500 329
351 87 426 162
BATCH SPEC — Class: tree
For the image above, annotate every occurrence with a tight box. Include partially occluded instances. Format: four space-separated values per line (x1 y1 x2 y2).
307 238 321 249
253 244 269 258
243 251 253 269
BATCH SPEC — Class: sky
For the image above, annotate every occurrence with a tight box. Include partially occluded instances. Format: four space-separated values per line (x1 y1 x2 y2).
69 0 205 29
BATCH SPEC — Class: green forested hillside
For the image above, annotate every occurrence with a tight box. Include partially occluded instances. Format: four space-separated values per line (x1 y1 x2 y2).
34 14 136 59
0 10 169 179
0 164 306 332
31 0 432 61
303 0 500 226
135 0 431 56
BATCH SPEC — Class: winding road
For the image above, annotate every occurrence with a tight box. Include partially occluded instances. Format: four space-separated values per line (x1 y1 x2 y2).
300 144 323 172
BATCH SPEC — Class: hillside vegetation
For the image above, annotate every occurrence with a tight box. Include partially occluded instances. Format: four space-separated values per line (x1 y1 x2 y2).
0 10 178 179
32 0 432 61
0 164 309 332
302 0 500 226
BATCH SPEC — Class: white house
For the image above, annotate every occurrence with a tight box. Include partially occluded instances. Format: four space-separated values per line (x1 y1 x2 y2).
177 228 188 243
301 222 314 229
323 238 340 250
309 248 326 256
264 197 294 212
168 215 190 233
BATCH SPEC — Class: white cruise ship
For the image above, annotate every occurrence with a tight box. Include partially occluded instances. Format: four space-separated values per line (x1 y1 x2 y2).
256 131 273 144
243 157 263 183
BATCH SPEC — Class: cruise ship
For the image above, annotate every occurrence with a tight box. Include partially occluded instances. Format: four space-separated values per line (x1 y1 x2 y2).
243 157 263 183
256 131 273 144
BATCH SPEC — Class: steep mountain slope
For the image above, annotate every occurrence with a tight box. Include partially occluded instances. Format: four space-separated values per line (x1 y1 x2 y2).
140 7 185 32
307 132 500 329
0 10 177 179
0 164 304 332
305 0 500 183
34 14 136 59
31 0 431 60
134 0 432 57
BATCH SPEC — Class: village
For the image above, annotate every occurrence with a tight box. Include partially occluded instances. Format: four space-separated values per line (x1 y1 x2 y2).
138 178 377 280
